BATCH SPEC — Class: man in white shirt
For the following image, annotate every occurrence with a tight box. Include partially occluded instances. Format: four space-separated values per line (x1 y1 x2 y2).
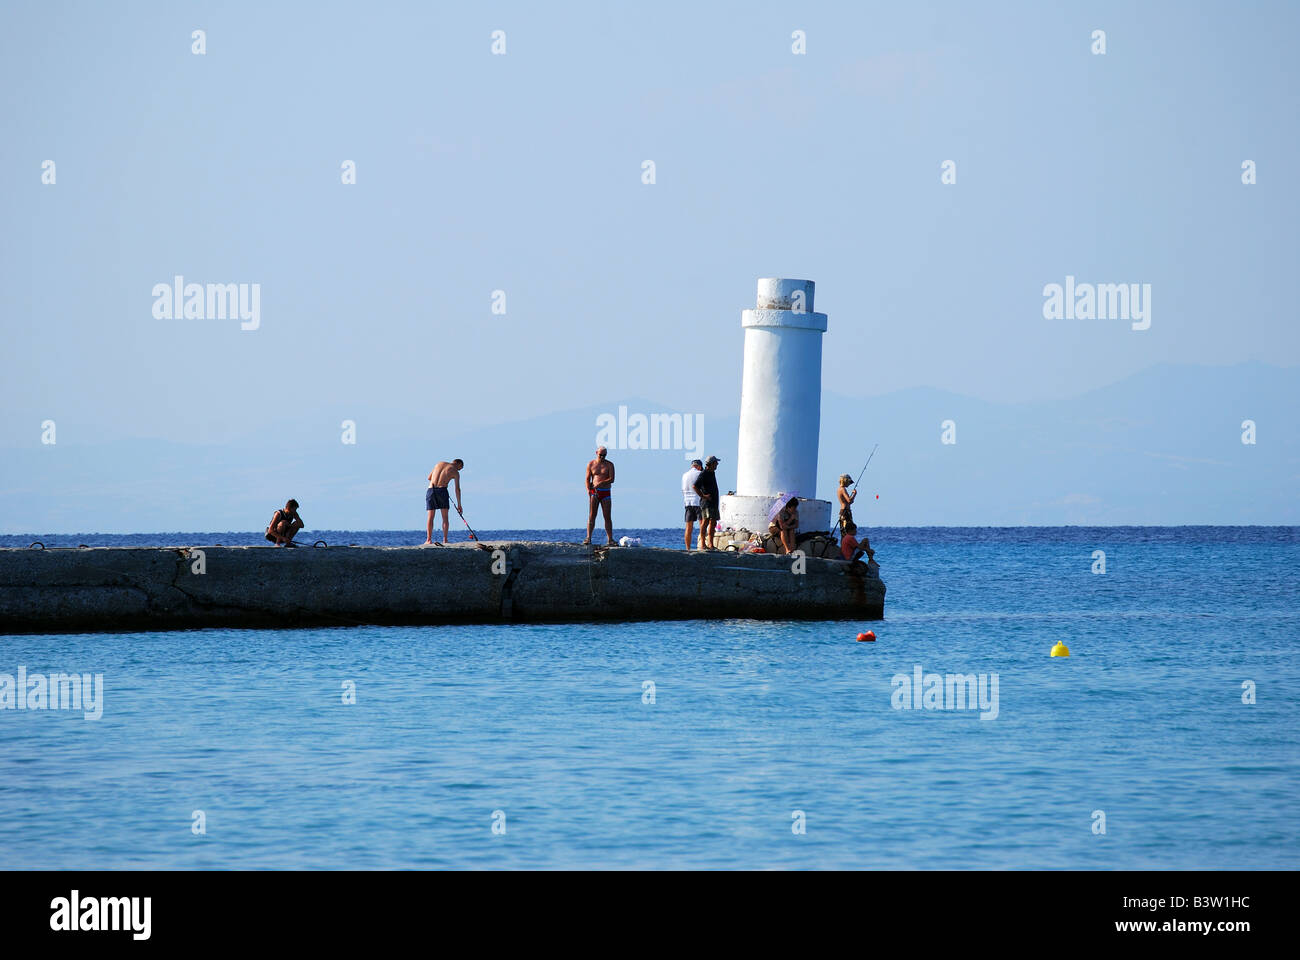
681 459 703 550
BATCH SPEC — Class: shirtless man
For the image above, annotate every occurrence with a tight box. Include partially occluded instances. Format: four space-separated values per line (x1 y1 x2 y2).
836 473 857 533
424 459 464 545
266 499 304 546
584 446 615 546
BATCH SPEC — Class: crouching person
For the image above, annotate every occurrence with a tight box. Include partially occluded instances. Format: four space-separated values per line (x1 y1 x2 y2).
266 499 304 546
768 498 799 554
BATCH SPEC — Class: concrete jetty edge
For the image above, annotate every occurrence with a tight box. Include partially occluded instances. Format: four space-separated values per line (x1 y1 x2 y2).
0 541 886 634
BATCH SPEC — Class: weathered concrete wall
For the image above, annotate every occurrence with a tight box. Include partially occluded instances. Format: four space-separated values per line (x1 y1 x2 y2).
0 542 885 634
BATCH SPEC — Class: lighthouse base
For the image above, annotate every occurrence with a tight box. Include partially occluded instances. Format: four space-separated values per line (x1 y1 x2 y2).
719 495 833 536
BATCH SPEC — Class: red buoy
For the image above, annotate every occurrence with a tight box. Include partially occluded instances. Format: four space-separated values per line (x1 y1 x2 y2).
857 630 876 642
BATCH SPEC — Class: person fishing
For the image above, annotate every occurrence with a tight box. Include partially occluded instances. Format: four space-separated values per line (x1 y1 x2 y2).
839 444 878 536
837 473 857 529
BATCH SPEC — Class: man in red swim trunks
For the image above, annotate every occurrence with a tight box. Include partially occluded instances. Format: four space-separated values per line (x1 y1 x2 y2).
583 446 615 546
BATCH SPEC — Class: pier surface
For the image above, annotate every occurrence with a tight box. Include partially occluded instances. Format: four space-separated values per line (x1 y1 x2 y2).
0 542 885 633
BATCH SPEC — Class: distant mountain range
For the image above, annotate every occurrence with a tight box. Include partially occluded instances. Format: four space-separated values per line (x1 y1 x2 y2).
1 362 1294 533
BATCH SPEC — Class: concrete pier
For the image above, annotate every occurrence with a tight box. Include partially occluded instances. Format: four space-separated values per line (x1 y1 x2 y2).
0 542 885 634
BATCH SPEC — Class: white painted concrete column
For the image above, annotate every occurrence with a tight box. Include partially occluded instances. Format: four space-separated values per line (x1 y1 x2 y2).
720 279 833 534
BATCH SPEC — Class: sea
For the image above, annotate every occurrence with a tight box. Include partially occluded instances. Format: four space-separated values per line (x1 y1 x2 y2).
1 526 1296 869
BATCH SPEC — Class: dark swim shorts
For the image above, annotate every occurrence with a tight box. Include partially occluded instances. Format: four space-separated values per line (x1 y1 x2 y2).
426 486 450 510
684 505 701 522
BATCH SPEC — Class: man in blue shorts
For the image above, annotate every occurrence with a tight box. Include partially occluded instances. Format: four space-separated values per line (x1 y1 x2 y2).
424 459 464 545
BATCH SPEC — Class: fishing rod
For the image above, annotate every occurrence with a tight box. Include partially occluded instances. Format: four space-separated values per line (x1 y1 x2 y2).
852 444 879 489
455 504 479 541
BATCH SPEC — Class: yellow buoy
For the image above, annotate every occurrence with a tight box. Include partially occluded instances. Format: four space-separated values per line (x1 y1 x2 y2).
1050 641 1070 658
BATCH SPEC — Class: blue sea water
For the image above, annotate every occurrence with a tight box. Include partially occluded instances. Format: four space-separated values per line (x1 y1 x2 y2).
1 527 1297 869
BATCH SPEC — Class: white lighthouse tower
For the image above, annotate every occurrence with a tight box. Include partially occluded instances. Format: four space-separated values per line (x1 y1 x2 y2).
720 278 834 535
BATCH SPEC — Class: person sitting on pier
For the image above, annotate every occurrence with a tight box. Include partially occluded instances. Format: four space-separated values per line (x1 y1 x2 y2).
768 499 798 554
584 446 615 546
266 499 304 546
425 459 464 545
839 522 874 564
836 473 857 532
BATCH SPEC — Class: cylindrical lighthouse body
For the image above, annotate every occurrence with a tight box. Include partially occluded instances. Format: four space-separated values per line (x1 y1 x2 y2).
720 279 833 534
736 279 827 497
735 319 825 496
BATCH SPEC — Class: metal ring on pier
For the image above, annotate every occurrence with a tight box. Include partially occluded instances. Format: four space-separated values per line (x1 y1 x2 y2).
28 541 44 549
313 540 328 548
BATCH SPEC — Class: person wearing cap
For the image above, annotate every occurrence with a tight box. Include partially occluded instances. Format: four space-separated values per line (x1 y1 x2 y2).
836 473 857 533
693 455 722 550
682 458 704 550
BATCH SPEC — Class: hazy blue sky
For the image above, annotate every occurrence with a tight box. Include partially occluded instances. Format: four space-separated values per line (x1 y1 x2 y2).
2 1 1297 530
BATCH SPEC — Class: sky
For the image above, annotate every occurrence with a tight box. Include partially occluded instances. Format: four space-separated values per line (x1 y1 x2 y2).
1 1 1297 530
